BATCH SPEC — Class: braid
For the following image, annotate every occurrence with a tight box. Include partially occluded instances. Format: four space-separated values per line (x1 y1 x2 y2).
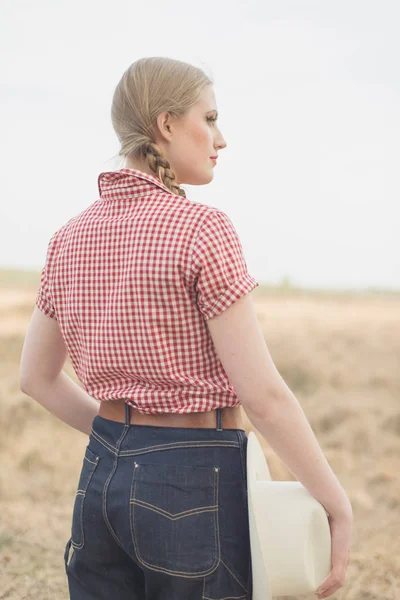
142 141 187 198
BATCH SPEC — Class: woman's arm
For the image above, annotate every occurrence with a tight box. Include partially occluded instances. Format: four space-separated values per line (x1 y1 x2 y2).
19 306 100 435
206 293 352 518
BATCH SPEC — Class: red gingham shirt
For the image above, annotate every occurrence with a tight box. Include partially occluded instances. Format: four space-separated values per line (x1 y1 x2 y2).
35 168 259 413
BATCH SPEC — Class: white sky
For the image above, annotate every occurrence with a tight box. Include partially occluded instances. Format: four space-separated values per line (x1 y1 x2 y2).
1 0 399 290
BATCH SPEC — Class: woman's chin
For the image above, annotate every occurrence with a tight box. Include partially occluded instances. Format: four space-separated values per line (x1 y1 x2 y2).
183 170 214 186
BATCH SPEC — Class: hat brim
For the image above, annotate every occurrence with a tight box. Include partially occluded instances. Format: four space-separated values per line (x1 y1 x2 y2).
247 431 273 600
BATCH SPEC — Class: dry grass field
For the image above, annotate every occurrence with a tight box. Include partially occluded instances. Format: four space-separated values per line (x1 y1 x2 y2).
0 270 399 599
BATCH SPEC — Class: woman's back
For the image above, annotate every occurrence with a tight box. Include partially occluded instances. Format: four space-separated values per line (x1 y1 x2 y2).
37 167 259 412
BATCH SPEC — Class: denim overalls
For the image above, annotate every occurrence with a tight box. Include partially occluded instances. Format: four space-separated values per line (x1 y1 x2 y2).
64 402 252 599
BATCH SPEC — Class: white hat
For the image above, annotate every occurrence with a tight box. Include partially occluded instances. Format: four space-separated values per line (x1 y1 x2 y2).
246 431 332 599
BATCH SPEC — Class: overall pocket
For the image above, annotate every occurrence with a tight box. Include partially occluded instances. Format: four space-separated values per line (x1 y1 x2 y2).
130 461 220 577
71 446 100 550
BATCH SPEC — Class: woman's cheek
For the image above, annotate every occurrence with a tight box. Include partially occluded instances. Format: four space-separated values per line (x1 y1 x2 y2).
190 124 209 147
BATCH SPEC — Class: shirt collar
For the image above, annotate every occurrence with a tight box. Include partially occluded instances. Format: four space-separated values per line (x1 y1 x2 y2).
98 168 177 200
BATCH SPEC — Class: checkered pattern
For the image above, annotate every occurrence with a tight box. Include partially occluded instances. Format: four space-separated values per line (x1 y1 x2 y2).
36 168 259 413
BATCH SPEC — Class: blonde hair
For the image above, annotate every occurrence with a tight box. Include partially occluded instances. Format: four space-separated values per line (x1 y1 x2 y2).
110 57 213 198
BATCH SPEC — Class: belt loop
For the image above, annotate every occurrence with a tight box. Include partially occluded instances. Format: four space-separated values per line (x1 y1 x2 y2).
216 407 223 431
124 401 131 426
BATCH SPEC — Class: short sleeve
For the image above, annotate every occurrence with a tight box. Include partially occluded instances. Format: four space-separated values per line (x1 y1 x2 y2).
35 231 59 320
191 211 259 320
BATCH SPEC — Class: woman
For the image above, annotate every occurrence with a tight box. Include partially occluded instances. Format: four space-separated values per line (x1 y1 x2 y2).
20 57 352 599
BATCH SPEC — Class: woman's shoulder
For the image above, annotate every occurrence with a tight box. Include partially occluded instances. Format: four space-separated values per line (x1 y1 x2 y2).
180 195 231 229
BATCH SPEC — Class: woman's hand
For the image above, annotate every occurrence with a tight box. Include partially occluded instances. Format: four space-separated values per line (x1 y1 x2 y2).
316 508 353 598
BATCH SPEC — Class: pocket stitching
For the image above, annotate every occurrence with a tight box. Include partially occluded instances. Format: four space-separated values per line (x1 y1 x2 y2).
71 448 100 550
130 464 221 577
130 498 218 520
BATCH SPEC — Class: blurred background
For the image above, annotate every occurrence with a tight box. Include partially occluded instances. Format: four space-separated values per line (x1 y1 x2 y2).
1 1 399 598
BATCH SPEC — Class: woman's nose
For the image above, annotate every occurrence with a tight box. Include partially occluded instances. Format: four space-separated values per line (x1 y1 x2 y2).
216 134 227 150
